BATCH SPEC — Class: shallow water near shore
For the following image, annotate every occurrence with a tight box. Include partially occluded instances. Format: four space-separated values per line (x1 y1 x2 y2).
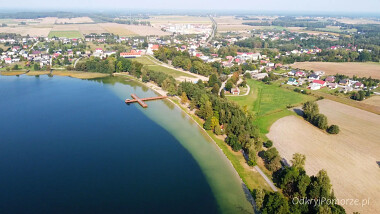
0 75 253 214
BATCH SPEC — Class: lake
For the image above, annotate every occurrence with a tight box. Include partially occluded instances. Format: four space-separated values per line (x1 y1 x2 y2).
0 75 253 214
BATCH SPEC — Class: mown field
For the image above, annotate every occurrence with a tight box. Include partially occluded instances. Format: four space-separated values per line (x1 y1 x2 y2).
267 99 380 214
48 31 83 38
291 62 380 79
229 79 315 135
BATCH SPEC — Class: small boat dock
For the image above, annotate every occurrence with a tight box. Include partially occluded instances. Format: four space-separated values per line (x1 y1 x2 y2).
125 94 167 108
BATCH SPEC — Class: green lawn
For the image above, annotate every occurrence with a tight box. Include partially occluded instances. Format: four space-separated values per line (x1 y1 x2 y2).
131 56 156 65
48 31 83 39
229 79 316 135
146 65 196 78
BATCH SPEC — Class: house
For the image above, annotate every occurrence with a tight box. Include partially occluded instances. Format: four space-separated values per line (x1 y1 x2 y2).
309 83 321 90
95 48 103 54
287 78 298 85
312 80 327 87
245 70 259 76
4 58 12 64
339 79 349 86
308 73 320 80
288 70 297 76
325 76 335 83
120 50 142 58
314 71 325 76
327 83 338 89
340 86 353 93
295 71 306 77
252 73 269 80
231 87 240 95
354 82 364 88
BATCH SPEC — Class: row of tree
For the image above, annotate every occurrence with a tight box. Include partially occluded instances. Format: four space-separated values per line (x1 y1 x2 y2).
303 101 340 134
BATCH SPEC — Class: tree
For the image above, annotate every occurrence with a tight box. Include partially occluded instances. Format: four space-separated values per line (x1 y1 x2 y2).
208 74 219 87
211 83 220 95
33 63 40 71
214 124 223 135
264 140 273 148
180 92 189 104
12 64 19 70
309 170 332 200
203 117 212 130
302 101 319 121
225 80 233 92
327 125 340 134
220 89 225 98
261 192 289 214
291 153 306 169
248 144 257 166
255 188 265 210
313 114 328 130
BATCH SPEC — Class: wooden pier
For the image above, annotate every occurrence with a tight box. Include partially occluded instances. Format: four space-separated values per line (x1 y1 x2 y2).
125 94 167 108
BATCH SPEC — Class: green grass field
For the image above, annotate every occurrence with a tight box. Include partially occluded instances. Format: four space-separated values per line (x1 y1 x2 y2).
229 79 315 135
146 65 196 78
131 56 156 65
48 31 83 39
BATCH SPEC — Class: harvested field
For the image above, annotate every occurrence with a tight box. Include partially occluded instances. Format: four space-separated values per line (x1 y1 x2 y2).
291 62 380 79
78 24 107 34
0 26 51 37
98 23 168 36
125 25 169 36
363 95 380 107
98 23 137 36
267 99 380 214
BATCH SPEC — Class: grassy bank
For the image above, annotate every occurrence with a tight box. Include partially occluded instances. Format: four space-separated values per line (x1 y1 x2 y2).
0 71 27 76
52 70 110 79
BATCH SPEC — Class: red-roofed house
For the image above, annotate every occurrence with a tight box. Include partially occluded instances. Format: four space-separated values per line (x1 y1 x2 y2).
295 71 306 77
325 76 335 83
5 58 12 64
95 48 103 54
120 50 142 58
312 80 326 87
354 82 364 88
151 45 159 51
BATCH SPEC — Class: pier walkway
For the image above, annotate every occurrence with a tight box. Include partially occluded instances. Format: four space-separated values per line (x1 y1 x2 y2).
125 94 167 108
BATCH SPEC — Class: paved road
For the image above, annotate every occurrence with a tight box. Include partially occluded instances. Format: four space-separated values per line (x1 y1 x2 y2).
242 150 278 192
74 57 82 69
206 16 217 44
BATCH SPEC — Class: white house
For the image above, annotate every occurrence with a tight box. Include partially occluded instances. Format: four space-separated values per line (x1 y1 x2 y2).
253 73 269 80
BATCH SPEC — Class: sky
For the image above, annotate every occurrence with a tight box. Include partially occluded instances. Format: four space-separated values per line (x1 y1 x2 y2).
1 0 380 13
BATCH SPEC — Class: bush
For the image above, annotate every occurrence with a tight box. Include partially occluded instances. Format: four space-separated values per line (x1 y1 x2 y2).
327 125 340 134
264 140 273 148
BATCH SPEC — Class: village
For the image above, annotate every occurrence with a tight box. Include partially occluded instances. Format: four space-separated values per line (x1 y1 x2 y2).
1 26 379 101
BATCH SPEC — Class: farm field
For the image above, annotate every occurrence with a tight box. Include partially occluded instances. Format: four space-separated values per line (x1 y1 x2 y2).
267 99 380 214
48 31 83 38
362 95 380 107
228 79 315 135
291 62 380 79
